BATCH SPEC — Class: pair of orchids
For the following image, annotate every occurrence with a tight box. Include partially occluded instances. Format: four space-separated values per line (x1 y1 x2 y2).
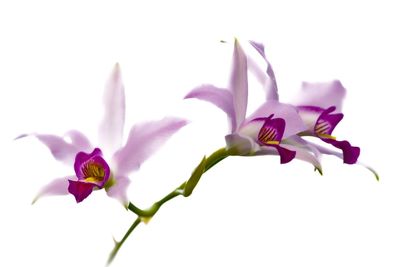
19 39 377 264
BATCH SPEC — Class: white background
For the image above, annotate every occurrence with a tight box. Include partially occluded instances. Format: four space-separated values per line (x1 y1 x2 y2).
1 1 398 266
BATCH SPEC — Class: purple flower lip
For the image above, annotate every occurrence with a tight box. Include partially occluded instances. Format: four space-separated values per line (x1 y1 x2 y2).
254 115 296 164
74 148 111 187
68 148 111 203
314 106 343 139
255 115 284 146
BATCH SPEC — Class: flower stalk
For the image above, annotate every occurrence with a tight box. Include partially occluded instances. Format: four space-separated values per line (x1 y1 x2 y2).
107 147 230 264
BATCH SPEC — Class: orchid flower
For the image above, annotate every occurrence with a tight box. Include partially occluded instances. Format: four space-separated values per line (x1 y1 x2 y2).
185 39 321 170
18 64 187 205
248 41 378 179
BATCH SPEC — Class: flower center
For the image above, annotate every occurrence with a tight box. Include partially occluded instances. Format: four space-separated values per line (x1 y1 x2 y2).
73 147 111 188
82 160 106 183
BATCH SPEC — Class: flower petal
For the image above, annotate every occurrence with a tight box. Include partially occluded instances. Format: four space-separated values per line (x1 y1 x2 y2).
32 176 72 204
98 63 126 155
322 138 360 164
302 140 377 180
297 106 343 134
225 133 257 155
246 101 307 138
292 80 346 112
106 176 131 206
185 84 235 131
284 135 323 162
255 145 296 164
112 117 188 176
68 180 96 203
64 130 92 151
248 40 279 101
16 133 82 165
279 143 322 173
230 38 248 131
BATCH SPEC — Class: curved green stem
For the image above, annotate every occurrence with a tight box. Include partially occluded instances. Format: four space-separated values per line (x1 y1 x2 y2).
107 148 230 265
107 217 141 265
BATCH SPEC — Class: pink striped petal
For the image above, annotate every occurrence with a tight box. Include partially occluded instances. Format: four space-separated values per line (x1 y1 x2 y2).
246 101 307 139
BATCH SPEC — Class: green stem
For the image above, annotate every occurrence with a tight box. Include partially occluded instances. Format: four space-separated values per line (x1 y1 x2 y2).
107 217 141 265
107 148 230 265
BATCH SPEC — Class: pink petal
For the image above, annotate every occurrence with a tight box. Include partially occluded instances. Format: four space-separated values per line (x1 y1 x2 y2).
229 38 248 131
17 133 83 165
32 176 73 204
112 117 188 176
225 133 257 155
98 63 126 155
246 101 307 139
64 130 92 151
292 80 346 112
185 84 235 131
248 40 279 101
106 176 131 206
279 144 322 172
255 144 321 171
302 140 378 180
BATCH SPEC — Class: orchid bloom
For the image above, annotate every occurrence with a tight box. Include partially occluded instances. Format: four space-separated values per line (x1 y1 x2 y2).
19 64 187 205
248 41 377 178
185 39 321 170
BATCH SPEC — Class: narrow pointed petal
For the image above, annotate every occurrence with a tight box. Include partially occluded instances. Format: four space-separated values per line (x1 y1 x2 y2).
185 85 235 131
106 176 131 206
248 40 279 101
230 38 248 130
17 133 82 165
98 63 126 154
292 80 346 112
68 180 96 203
112 117 188 176
246 101 307 138
32 176 72 204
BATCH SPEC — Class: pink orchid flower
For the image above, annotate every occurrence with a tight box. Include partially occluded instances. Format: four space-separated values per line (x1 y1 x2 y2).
19 64 187 205
185 39 321 170
248 41 377 179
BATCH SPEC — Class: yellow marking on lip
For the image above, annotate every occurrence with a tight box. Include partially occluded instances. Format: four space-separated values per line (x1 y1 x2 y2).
318 134 336 140
84 176 102 183
82 162 105 182
266 140 280 145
